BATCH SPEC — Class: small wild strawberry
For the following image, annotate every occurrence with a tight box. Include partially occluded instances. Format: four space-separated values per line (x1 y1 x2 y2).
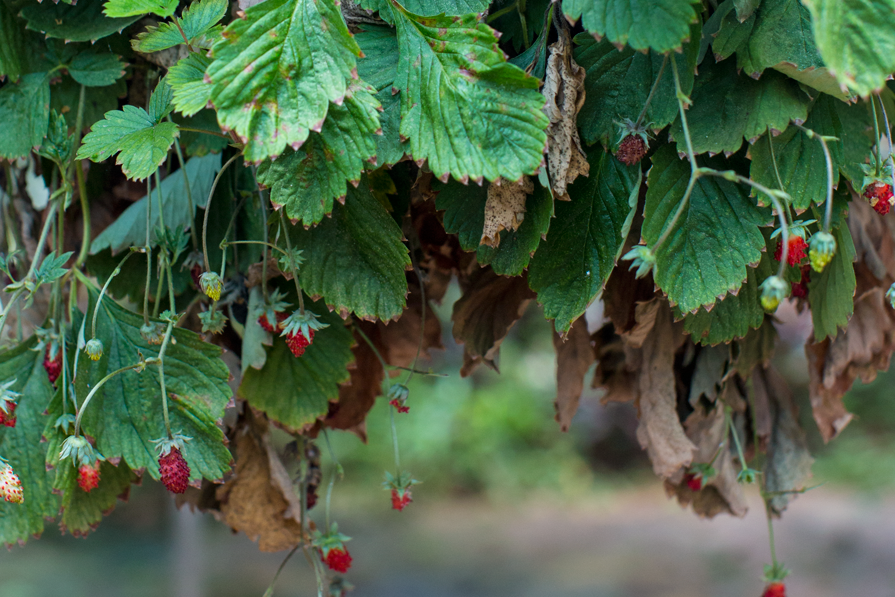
390 487 412 511
773 235 808 267
43 343 63 385
863 180 894 215
614 117 651 166
321 547 353 574
199 271 223 302
159 447 191 494
684 472 703 491
0 461 23 504
808 231 836 273
762 581 786 597
389 399 410 414
256 288 291 332
0 401 16 428
285 329 314 357
0 380 20 428
84 338 104 361
77 461 101 492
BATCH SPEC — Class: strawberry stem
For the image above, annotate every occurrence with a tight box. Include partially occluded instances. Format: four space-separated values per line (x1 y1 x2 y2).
90 251 135 339
871 95 884 177
278 210 305 314
874 94 895 199
635 54 668 130
792 124 835 233
202 153 241 273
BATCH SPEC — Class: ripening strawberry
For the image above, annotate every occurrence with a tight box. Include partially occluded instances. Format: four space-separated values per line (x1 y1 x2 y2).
77 461 101 492
389 398 410 414
258 311 287 333
0 463 23 504
286 329 314 358
321 547 352 574
0 401 17 428
43 344 63 385
863 181 894 215
684 472 703 491
616 135 647 166
391 488 412 511
159 447 190 494
773 235 808 267
791 265 810 299
762 581 786 597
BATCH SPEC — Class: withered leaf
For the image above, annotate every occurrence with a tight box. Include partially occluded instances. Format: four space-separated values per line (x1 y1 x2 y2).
591 323 638 404
634 301 697 478
544 28 589 200
553 315 595 431
481 176 533 248
217 412 305 552
452 266 535 376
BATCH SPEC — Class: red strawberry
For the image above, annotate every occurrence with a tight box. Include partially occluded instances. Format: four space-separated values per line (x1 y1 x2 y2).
389 398 410 414
159 447 191 494
77 461 101 492
321 547 352 574
616 135 647 166
0 401 17 428
762 582 786 597
258 311 287 333
43 344 63 385
391 488 412 511
773 236 808 267
0 463 23 504
684 472 703 491
863 181 894 215
286 329 314 357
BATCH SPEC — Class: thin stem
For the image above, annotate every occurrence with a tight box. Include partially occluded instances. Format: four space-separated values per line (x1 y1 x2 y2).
202 154 241 272
74 161 91 268
144 175 153 326
156 321 176 438
152 255 166 319
485 0 518 23
222 239 289 258
635 54 668 129
403 238 426 386
172 17 195 52
726 406 750 475
219 196 248 272
177 126 230 140
389 403 401 471
871 96 883 176
264 545 300 597
876 94 895 196
168 127 199 252
74 361 148 436
90 251 134 338
277 210 304 313
670 57 697 173
765 502 779 568
322 430 341 532
793 124 835 232
767 134 786 197
353 323 390 375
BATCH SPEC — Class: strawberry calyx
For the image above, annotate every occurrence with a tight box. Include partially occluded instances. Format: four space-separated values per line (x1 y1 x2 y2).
383 470 419 511
280 310 329 357
256 288 291 332
387 383 410 413
314 523 353 573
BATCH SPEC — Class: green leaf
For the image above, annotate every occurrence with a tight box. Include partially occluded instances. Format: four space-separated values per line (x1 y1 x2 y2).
642 145 769 314
391 4 548 183
574 23 699 147
0 72 50 160
670 58 810 156
356 25 406 166
435 179 488 251
680 251 774 345
238 303 353 430
21 0 140 42
256 86 380 224
477 181 554 276
103 0 178 18
749 95 844 212
807 219 856 340
51 77 127 134
79 290 232 481
91 153 222 254
55 459 136 536
528 149 640 333
834 98 875 184
734 0 760 21
173 109 229 156
205 0 362 163
287 177 411 321
802 0 895 97
0 0 46 81
0 338 57 546
562 0 701 53
359 0 491 18
132 0 228 52
76 105 179 181
68 49 126 87
168 52 213 117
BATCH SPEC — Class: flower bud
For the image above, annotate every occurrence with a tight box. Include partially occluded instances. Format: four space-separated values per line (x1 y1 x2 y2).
199 272 223 302
85 338 103 361
760 275 789 313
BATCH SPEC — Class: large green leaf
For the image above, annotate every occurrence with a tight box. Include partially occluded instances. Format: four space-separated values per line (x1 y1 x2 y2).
360 0 490 17
103 0 178 18
356 25 406 166
132 0 227 52
0 0 46 81
435 179 488 251
79 290 232 481
256 86 380 224
76 104 179 181
562 0 701 53
574 23 699 147
0 338 57 546
802 0 895 97
168 52 214 117
391 4 547 183
528 149 640 333
670 58 810 156
834 98 875 184
67 49 126 87
21 0 140 42
749 94 844 212
287 178 411 321
680 251 774 345
238 303 353 430
808 218 856 340
91 153 223 254
642 146 769 314
0 72 50 160
205 0 362 163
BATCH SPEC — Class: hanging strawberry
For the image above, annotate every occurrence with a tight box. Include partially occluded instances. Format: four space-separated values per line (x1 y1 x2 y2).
0 458 23 504
0 379 21 428
59 435 106 493
771 220 814 267
614 117 651 166
314 523 353 574
152 433 193 494
256 288 291 332
43 340 63 385
280 310 329 358
77 462 101 493
383 471 419 512
860 163 895 215
387 383 410 414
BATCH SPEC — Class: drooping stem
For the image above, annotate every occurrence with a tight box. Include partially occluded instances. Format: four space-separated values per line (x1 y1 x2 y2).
155 321 176 439
485 0 518 23
726 406 750 476
202 153 241 272
871 95 883 176
264 545 300 597
90 251 134 339
793 124 835 233
278 210 304 313
635 54 668 129
143 175 154 326
876 94 895 194
403 235 426 386
389 402 401 472
74 360 148 437
74 162 91 268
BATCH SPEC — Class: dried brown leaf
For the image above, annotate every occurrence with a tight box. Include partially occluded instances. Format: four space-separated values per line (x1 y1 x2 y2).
553 315 595 431
544 30 589 200
591 324 639 404
452 267 535 376
481 176 533 247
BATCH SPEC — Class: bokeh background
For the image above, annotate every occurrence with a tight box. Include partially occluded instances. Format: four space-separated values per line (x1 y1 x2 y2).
2 284 895 597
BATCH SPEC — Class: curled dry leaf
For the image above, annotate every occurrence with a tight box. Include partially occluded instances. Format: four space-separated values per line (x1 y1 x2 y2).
481 176 533 248
217 412 305 552
553 315 595 431
665 397 747 518
591 323 639 404
544 28 589 200
752 365 813 516
452 266 535 376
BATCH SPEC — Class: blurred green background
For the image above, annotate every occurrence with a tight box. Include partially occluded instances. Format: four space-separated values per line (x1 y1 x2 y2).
2 291 895 597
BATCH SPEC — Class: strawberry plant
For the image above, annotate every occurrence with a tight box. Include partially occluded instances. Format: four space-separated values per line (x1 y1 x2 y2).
1 0 895 593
